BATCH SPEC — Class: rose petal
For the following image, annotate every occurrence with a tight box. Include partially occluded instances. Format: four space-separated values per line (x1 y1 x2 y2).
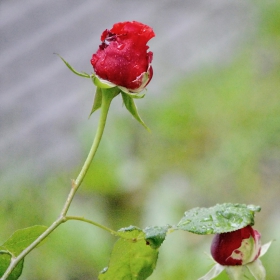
91 21 155 91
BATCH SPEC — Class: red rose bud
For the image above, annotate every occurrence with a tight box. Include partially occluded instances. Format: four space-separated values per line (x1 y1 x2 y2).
211 226 261 266
91 21 155 92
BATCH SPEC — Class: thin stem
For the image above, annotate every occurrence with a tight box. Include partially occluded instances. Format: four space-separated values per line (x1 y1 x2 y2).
65 216 119 236
60 89 115 216
1 88 118 280
65 217 144 242
75 91 113 187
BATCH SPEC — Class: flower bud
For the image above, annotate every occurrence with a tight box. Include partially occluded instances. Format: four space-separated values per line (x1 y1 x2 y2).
91 21 155 92
211 225 262 266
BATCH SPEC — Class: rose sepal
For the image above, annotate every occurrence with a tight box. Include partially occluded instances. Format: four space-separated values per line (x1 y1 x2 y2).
118 86 144 96
91 75 148 128
246 259 266 280
89 87 120 117
92 75 117 89
88 75 121 117
57 54 148 128
121 92 149 131
89 87 103 117
259 241 272 257
118 70 151 94
225 266 246 280
55 54 91 78
197 263 225 280
245 241 272 280
119 88 146 99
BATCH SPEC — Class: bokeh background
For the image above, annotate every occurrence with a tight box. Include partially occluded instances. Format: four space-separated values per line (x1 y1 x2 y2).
1 0 280 279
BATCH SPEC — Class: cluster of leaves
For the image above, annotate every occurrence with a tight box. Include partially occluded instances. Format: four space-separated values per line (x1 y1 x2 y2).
0 203 260 279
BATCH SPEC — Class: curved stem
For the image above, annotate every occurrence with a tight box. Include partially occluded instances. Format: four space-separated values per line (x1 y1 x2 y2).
1 88 119 280
75 91 113 187
65 216 119 236
60 89 115 216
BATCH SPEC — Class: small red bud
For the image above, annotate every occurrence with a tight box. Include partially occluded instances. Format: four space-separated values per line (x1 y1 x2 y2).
210 225 261 266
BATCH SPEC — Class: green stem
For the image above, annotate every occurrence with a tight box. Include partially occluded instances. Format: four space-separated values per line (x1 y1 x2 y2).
75 92 113 186
0 88 118 280
60 89 115 216
65 216 119 236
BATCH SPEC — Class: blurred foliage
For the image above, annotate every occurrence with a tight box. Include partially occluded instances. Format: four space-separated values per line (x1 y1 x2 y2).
1 1 280 279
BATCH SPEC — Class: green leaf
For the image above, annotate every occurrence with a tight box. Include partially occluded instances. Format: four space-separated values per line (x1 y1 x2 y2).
121 92 149 130
116 225 142 240
1 225 47 257
144 225 170 249
0 253 23 280
177 203 260 234
89 87 103 116
55 54 91 78
99 227 158 280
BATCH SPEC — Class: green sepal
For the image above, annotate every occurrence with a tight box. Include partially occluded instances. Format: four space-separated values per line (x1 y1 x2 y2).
246 259 266 280
98 227 158 280
144 225 171 249
89 87 103 117
92 76 116 89
55 54 91 78
119 87 146 99
177 203 260 235
124 91 145 99
0 252 24 280
121 92 149 130
89 87 120 118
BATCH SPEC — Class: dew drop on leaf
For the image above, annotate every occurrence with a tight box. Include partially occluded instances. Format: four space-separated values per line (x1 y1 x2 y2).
205 227 214 234
200 215 213 222
100 267 108 274
180 219 191 225
247 205 261 212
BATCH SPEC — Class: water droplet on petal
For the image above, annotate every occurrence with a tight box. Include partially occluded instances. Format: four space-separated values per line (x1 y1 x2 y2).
117 43 125 50
99 56 106 66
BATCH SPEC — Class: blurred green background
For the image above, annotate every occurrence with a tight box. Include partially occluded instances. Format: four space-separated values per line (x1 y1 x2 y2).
1 1 280 279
